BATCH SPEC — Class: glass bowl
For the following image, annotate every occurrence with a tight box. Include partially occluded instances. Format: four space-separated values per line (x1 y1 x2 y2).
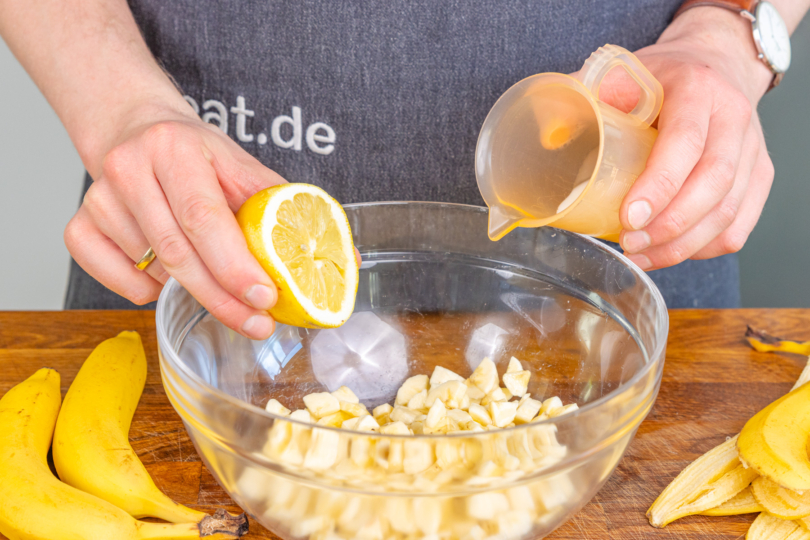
156 202 668 540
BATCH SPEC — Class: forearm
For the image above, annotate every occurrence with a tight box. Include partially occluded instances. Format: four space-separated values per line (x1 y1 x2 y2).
658 0 810 100
769 0 810 33
0 0 194 178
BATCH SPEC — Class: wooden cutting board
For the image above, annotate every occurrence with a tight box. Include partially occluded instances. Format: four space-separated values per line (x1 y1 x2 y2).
1 309 808 539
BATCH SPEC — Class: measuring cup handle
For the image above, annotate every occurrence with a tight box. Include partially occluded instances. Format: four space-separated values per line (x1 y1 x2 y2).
579 44 664 127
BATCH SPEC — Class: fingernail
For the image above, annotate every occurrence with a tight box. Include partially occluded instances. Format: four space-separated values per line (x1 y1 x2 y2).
245 284 276 310
626 254 652 271
628 200 653 230
622 230 651 254
241 314 274 340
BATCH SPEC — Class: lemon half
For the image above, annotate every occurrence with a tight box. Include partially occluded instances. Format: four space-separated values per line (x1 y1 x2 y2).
237 183 359 329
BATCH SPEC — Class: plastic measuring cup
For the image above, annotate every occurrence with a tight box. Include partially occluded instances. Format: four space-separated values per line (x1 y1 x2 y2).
475 44 664 242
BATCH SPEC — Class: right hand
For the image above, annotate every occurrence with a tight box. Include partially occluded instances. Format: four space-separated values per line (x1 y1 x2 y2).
65 108 287 340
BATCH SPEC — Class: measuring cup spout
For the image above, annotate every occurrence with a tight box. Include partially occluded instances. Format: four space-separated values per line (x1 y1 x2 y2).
487 205 521 241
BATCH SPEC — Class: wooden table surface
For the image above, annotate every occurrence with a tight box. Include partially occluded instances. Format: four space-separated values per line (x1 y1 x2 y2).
1 309 809 539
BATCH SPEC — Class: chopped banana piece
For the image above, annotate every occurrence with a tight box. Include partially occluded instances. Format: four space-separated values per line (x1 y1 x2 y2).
413 497 442 535
465 420 484 432
497 510 533 538
519 393 531 405
372 403 393 425
467 492 509 520
403 440 434 474
317 410 353 427
426 399 447 429
395 374 429 406
481 387 508 406
469 357 499 394
372 403 393 419
502 370 530 397
390 406 420 425
342 415 379 432
331 386 360 404
445 417 461 433
303 429 340 470
462 524 486 540
426 380 467 408
539 396 563 416
447 409 473 425
406 389 428 411
459 394 471 411
507 356 523 373
436 439 461 469
385 499 417 535
515 397 542 424
380 421 412 435
465 381 486 400
303 392 341 419
264 420 293 457
468 403 492 426
339 401 369 417
265 398 292 416
501 387 513 401
489 401 518 428
430 365 465 387
548 403 578 418
290 409 314 423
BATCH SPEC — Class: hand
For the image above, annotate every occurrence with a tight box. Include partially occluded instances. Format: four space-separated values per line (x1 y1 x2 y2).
65 104 288 340
600 9 777 270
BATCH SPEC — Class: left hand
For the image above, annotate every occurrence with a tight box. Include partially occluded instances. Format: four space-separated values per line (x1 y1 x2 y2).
599 8 777 270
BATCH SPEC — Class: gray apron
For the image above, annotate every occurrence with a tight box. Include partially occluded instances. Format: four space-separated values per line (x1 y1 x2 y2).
65 0 740 310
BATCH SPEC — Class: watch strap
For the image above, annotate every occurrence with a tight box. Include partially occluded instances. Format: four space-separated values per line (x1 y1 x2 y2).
674 0 758 19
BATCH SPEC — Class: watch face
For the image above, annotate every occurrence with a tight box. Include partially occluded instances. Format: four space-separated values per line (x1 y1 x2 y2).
755 2 791 73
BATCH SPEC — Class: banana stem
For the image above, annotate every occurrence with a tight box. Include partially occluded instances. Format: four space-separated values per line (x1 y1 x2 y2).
138 495 209 523
746 326 810 356
136 510 249 539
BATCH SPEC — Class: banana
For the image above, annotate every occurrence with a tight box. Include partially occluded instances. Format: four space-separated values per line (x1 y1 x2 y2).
52 331 208 523
0 368 247 540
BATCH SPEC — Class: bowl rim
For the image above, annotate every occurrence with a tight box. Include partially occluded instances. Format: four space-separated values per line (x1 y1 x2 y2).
156 200 668 441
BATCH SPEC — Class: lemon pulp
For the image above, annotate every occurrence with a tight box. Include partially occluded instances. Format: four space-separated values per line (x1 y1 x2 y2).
272 193 348 312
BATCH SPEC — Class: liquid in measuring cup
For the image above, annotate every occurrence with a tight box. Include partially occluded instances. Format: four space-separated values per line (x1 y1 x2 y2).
485 84 601 239
476 45 664 242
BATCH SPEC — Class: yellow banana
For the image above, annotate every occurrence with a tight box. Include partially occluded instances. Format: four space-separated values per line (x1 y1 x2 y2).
53 331 210 523
0 368 247 540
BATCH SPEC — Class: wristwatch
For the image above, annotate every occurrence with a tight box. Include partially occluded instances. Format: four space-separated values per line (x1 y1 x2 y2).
673 0 791 90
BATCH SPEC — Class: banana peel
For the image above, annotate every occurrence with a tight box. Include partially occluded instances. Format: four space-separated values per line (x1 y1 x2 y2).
747 512 810 540
647 436 754 527
747 326 810 356
701 487 763 516
738 382 810 492
753 476 810 519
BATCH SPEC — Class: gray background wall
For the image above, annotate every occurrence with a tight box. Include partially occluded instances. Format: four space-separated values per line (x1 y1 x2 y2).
1 18 808 310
